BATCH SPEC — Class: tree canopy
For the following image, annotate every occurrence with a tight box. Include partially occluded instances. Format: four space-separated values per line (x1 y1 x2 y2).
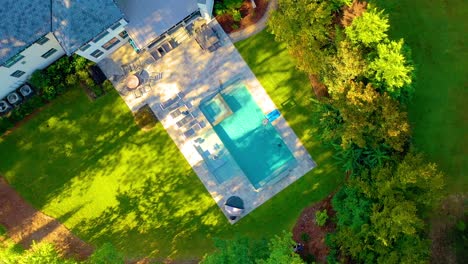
318 81 410 152
268 0 335 75
201 232 303 264
330 152 444 263
345 8 389 46
367 40 414 93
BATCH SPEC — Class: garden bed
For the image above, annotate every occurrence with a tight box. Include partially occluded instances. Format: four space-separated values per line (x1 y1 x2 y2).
215 0 269 33
292 194 336 263
0 56 113 137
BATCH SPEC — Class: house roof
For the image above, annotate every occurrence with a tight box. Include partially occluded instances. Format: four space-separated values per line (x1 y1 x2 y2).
0 0 124 65
115 0 198 48
0 0 52 65
52 0 124 55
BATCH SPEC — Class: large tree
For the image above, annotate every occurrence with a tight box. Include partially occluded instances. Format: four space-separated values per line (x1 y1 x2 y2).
317 81 410 153
323 40 367 95
268 0 335 76
331 153 444 263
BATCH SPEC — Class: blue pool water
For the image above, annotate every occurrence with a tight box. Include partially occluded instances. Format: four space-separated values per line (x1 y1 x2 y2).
200 85 296 188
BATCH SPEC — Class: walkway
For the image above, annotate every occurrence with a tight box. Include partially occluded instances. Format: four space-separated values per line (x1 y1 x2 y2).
228 0 278 43
0 177 93 260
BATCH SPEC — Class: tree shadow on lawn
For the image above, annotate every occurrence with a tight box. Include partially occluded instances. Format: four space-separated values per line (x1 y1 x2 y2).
72 168 226 259
0 90 139 208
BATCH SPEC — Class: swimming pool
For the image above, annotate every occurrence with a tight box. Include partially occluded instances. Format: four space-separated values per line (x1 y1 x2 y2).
200 85 296 189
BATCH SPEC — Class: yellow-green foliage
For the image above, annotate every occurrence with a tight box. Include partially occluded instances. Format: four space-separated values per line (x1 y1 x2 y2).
368 40 414 91
325 81 410 152
345 7 389 46
269 0 334 75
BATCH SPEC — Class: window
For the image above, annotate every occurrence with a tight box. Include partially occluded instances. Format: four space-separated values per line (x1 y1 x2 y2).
90 49 104 58
79 43 91 52
36 36 49 45
119 30 128 39
41 48 58 59
102 37 121 50
110 21 121 30
92 30 109 43
3 54 24 68
10 70 26 78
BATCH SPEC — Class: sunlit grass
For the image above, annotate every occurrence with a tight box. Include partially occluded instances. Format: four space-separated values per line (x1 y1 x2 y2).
0 30 343 260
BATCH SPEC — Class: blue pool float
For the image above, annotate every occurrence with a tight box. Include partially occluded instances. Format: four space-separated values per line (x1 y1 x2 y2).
265 109 281 122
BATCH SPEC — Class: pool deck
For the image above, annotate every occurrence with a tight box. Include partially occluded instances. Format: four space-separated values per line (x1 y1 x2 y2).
99 19 316 223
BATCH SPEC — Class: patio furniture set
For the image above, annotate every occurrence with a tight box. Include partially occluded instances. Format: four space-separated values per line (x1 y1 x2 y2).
194 23 223 52
160 92 206 140
115 60 163 98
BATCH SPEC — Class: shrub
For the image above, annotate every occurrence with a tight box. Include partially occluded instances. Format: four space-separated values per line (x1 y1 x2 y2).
2 55 105 129
86 243 124 264
0 117 13 135
304 253 316 263
15 96 43 117
102 80 114 93
29 71 50 90
301 232 310 242
315 209 328 227
8 109 25 123
214 0 244 17
134 105 158 130
41 85 58 101
232 9 242 22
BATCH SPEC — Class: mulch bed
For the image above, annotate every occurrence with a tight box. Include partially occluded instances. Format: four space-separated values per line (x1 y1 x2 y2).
0 177 93 260
292 193 336 263
216 0 270 33
340 0 368 27
430 193 468 264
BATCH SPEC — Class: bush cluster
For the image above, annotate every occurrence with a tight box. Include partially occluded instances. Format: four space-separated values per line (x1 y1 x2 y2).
269 1 444 263
214 0 244 24
0 55 106 136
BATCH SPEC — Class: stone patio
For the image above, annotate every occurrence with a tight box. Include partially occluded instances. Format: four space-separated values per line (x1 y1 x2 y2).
99 19 316 223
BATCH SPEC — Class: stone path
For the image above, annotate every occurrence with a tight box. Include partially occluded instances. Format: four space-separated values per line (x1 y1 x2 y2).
228 0 278 43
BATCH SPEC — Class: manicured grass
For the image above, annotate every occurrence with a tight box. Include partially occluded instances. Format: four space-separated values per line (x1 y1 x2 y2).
371 0 468 193
0 31 342 260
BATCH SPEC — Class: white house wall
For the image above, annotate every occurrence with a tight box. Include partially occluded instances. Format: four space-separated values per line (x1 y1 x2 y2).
0 32 65 99
198 0 214 20
75 19 129 63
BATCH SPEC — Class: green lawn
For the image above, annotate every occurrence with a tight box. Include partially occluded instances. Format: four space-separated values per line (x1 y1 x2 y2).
372 0 468 193
0 31 342 260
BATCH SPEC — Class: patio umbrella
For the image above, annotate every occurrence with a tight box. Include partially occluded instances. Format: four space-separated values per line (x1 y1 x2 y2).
224 196 244 219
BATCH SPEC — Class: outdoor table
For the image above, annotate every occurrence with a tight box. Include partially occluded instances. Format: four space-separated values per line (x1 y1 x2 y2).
126 74 140 89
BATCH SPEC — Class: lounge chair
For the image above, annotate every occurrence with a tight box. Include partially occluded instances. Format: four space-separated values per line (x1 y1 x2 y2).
183 128 196 139
160 93 182 110
176 114 194 128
